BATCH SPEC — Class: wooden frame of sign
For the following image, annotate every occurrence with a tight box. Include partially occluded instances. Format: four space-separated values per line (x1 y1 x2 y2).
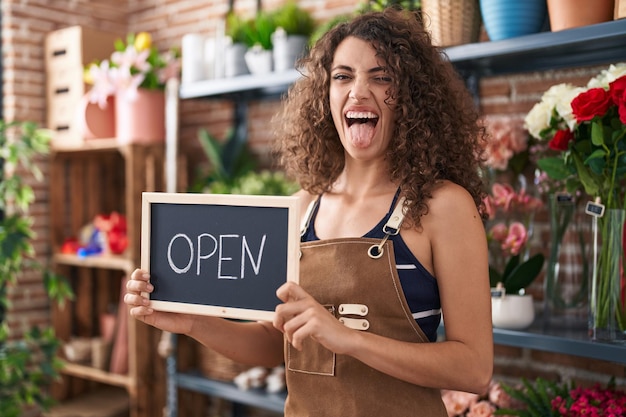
141 192 300 322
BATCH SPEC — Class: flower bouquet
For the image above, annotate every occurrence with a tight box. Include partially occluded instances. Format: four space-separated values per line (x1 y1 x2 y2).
524 63 626 339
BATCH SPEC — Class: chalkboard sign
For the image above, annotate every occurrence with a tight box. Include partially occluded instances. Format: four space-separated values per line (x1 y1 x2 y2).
141 192 300 321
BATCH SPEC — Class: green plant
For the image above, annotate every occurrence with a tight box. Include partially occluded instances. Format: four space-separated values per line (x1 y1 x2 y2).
495 378 570 417
272 2 316 37
189 128 257 193
309 14 352 46
225 11 248 44
242 11 277 50
0 120 73 416
359 0 421 12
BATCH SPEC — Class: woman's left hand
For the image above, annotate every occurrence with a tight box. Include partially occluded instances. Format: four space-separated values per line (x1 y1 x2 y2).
273 281 353 354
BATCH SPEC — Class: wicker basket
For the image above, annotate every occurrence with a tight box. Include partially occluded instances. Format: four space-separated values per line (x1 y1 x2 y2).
199 346 251 382
421 0 481 47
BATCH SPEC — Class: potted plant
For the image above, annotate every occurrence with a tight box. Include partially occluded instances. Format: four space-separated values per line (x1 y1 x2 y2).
0 120 73 416
242 11 276 75
485 182 545 330
224 11 251 77
271 2 316 72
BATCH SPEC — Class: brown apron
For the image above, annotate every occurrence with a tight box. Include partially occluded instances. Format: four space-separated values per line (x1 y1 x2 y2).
284 198 447 417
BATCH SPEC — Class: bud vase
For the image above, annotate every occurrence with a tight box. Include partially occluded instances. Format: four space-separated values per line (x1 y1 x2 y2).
542 193 590 329
588 208 626 343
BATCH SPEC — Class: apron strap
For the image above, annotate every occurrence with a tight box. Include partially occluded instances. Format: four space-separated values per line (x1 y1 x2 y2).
300 197 320 237
368 196 408 259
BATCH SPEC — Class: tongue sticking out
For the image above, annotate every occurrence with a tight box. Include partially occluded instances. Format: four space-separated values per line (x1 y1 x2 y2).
348 121 376 148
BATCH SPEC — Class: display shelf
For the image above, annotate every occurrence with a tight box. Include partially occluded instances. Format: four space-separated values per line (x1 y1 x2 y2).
52 253 134 272
176 371 286 414
492 324 626 364
60 362 132 389
179 69 300 100
446 19 626 77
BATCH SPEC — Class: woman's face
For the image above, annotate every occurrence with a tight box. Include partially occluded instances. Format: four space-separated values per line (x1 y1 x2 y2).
329 36 396 162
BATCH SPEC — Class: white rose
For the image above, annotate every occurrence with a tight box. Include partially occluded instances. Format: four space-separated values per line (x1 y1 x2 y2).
524 100 552 140
588 62 626 88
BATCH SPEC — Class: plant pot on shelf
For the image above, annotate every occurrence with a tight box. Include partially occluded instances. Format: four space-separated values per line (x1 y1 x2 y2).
479 0 548 41
224 40 250 78
547 0 615 31
421 0 481 47
115 88 165 145
244 45 273 75
492 294 535 330
76 93 115 140
271 28 308 72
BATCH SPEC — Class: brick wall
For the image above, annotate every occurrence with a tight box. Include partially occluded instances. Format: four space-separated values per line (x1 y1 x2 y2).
2 0 624 401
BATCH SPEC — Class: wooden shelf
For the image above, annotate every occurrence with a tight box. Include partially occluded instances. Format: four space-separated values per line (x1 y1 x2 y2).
60 362 132 389
53 253 134 272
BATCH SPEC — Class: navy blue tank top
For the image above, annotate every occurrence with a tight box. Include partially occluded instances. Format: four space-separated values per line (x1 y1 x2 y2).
300 193 442 342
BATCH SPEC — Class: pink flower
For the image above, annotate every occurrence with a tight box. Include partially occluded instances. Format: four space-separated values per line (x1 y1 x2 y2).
501 222 528 256
441 390 480 416
482 116 528 171
489 223 509 242
488 382 513 409
467 400 496 417
490 183 516 211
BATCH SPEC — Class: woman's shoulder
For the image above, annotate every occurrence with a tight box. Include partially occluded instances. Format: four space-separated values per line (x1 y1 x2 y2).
427 180 477 214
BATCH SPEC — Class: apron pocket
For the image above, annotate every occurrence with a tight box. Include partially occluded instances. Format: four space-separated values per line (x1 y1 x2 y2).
287 337 336 376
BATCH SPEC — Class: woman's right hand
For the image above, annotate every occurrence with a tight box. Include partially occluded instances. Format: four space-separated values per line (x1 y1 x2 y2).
124 268 195 335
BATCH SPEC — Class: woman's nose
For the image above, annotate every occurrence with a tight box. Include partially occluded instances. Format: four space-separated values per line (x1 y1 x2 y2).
349 77 370 101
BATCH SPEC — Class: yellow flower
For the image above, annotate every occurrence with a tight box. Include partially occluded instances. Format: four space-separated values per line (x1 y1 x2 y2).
83 63 96 84
134 32 152 51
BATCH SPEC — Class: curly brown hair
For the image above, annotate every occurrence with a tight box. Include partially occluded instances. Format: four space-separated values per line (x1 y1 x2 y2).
272 7 487 228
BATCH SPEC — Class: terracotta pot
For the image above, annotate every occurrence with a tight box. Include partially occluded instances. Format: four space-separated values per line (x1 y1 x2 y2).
547 0 615 31
115 88 165 145
76 93 115 139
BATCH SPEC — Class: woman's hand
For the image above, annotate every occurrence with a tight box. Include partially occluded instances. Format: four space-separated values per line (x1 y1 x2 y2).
124 268 195 335
273 281 355 354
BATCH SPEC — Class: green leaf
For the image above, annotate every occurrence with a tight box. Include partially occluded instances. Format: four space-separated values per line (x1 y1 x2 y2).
591 119 605 147
571 149 600 196
537 157 571 180
503 254 545 295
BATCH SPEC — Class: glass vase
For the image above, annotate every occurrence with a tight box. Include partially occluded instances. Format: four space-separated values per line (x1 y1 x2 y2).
588 208 626 343
543 193 590 329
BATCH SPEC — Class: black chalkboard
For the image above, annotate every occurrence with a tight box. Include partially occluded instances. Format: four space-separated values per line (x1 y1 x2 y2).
141 192 300 321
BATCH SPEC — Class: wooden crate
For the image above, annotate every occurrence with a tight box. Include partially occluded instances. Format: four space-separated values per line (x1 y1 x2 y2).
49 141 178 417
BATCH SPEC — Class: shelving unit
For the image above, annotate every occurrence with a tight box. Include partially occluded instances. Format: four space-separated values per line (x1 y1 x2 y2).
166 18 626 417
49 139 174 417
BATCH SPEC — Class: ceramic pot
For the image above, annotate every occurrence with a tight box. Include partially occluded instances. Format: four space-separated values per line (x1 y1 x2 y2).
547 0 615 31
491 294 535 330
76 93 115 139
115 88 165 145
480 0 548 41
224 41 249 78
272 29 307 72
244 46 273 75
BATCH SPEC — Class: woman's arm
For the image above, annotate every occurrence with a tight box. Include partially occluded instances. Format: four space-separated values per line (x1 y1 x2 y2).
273 182 493 393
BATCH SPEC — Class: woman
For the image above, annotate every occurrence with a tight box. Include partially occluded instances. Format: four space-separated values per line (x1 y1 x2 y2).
125 7 492 416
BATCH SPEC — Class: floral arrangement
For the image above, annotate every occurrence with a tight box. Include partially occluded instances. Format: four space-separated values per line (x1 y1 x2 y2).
441 380 517 416
524 62 626 206
524 62 626 334
84 32 180 108
497 377 626 417
484 182 544 295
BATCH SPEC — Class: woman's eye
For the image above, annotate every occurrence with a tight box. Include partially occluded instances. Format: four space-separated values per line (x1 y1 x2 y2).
375 76 392 83
332 73 350 81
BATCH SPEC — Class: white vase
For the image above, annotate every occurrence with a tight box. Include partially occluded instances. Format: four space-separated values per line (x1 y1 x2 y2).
491 294 535 330
244 46 273 75
272 28 308 72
